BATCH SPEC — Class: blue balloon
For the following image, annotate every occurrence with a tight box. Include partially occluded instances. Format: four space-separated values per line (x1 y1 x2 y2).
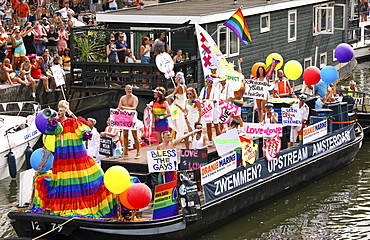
320 66 338 84
335 43 354 63
35 111 48 135
30 148 54 173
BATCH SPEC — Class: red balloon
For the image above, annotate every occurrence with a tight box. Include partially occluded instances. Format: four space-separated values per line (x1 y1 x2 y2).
119 184 135 209
127 183 152 209
303 66 321 85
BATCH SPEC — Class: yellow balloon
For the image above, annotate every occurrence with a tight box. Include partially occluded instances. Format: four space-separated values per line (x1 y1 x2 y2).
42 135 55 152
104 166 130 194
265 53 284 70
283 60 303 80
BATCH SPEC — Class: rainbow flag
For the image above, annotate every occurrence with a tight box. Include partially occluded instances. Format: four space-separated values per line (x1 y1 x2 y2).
223 8 252 45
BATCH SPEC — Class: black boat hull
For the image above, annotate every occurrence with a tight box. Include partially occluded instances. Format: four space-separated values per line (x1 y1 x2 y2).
7 125 363 240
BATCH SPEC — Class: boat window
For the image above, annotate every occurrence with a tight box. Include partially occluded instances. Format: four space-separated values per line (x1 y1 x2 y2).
217 25 239 58
260 14 270 33
319 52 327 69
288 10 297 42
313 4 334 35
304 57 312 69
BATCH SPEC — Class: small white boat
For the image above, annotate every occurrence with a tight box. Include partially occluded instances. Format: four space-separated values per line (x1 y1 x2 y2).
0 101 41 180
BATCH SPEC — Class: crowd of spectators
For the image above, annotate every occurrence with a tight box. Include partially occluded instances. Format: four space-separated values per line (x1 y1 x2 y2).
0 0 89 97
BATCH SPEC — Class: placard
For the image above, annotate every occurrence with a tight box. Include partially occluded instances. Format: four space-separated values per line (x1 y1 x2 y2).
50 65 65 87
178 169 202 222
179 149 208 170
213 128 241 156
110 108 137 130
281 107 302 126
99 136 113 156
303 120 328 144
240 136 258 166
200 151 237 185
243 79 268 100
200 101 214 121
244 123 283 138
153 179 178 220
218 100 239 124
147 149 178 173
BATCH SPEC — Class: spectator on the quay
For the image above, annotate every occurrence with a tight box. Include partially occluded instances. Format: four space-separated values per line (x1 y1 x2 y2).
124 49 136 63
36 1 50 20
106 37 118 63
4 4 13 31
106 0 117 10
117 84 141 158
1 58 30 87
40 53 53 80
66 11 77 26
33 21 47 55
22 23 36 55
70 0 81 19
0 0 6 16
11 0 19 26
172 49 182 63
58 1 75 19
28 6 37 23
17 0 29 27
0 26 8 62
30 55 52 92
115 32 128 63
62 48 70 70
46 25 59 56
152 32 165 56
57 24 68 56
19 57 36 97
140 36 151 63
12 27 29 70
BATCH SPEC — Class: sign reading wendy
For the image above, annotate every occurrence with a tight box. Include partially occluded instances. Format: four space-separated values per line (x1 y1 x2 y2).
203 124 355 202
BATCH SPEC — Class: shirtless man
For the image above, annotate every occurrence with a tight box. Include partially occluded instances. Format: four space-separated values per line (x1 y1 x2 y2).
118 84 141 158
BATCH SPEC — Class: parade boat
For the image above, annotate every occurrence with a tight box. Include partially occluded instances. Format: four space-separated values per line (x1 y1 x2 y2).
5 120 363 240
0 101 41 180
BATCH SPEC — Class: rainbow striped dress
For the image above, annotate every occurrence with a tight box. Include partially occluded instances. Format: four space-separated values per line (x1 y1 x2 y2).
32 118 117 218
153 100 169 132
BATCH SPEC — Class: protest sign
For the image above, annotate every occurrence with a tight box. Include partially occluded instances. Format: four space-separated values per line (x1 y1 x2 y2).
303 120 328 144
243 79 268 100
179 149 208 170
153 179 178 220
50 65 65 87
147 149 178 173
240 136 258 166
213 129 241 156
263 135 281 161
178 170 201 222
218 100 239 124
244 123 283 138
281 107 302 126
200 101 214 121
155 52 175 79
110 108 137 130
200 151 237 185
99 137 113 156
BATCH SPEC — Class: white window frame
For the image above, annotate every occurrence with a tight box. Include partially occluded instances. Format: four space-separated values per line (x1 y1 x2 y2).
333 49 337 62
260 13 270 33
320 52 327 69
288 10 297 42
217 25 239 58
349 0 358 20
304 57 312 69
334 4 346 30
313 4 334 35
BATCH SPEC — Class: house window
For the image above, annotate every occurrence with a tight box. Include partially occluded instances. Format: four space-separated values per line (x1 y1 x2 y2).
304 57 312 69
260 14 270 33
334 4 345 30
313 4 334 35
320 52 327 68
217 25 239 58
288 10 297 42
333 49 337 62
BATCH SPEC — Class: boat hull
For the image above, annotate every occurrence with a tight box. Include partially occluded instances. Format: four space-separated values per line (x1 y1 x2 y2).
7 125 363 240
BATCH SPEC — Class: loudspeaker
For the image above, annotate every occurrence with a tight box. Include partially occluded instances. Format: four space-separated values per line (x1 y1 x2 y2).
42 109 57 119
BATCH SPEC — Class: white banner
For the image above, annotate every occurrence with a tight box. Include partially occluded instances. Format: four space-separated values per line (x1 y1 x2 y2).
244 123 283 137
200 151 237 185
50 65 65 87
194 21 226 77
243 79 269 100
281 107 302 126
213 128 241 156
147 149 178 173
303 120 328 144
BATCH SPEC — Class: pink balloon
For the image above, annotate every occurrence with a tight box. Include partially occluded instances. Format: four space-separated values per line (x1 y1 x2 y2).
303 66 321 85
127 183 152 209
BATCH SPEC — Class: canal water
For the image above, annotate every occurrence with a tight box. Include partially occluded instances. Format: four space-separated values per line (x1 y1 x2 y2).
1 60 369 239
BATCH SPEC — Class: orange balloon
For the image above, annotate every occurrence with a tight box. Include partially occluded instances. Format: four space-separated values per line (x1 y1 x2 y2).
119 183 135 209
251 62 266 78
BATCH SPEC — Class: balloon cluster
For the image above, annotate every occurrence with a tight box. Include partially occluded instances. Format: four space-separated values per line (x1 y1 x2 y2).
104 165 152 209
250 43 353 86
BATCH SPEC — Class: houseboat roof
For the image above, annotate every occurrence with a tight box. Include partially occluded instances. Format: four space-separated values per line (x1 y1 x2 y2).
96 0 329 24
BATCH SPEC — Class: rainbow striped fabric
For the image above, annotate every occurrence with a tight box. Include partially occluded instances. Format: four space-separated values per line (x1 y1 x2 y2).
231 99 244 107
32 118 117 218
223 8 252 45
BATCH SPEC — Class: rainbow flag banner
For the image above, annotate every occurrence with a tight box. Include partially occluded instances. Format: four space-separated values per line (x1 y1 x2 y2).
152 179 179 220
223 8 252 45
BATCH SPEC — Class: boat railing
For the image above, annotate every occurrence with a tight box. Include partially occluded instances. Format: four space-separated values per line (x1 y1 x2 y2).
0 101 40 117
348 21 370 48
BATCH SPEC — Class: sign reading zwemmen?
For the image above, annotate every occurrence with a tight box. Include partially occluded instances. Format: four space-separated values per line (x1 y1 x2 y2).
110 108 137 130
147 149 178 173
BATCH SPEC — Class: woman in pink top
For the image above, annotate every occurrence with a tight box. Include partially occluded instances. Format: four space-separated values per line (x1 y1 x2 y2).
33 21 47 55
57 24 68 56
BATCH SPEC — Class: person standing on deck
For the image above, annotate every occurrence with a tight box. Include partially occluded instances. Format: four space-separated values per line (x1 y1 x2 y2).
289 94 309 147
118 84 141 159
191 122 208 150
